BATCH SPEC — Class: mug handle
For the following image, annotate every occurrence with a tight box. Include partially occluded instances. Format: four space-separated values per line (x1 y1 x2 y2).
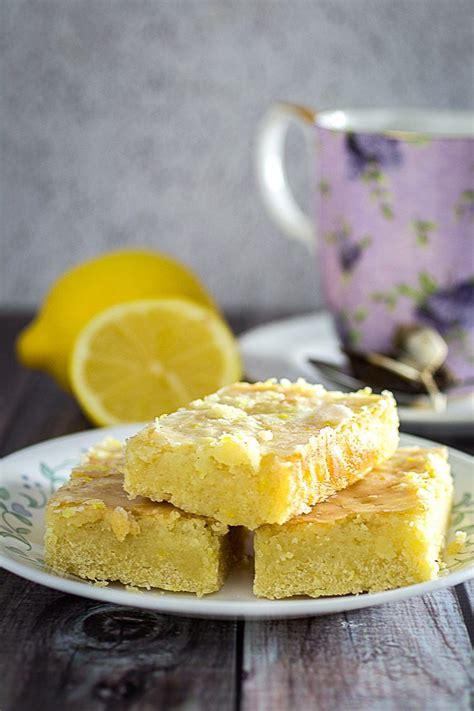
256 101 317 251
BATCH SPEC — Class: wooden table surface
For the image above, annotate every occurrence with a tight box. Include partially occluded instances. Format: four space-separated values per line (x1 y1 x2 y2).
1 312 473 711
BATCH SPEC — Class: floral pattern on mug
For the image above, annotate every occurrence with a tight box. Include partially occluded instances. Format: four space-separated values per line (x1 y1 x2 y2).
318 179 331 196
334 306 370 348
417 279 474 335
342 274 474 368
412 219 437 247
346 134 402 177
345 133 403 219
323 223 371 276
454 190 474 221
367 271 438 315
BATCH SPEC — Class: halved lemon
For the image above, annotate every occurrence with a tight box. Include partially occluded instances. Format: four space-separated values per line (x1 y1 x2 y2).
70 299 242 425
17 249 216 389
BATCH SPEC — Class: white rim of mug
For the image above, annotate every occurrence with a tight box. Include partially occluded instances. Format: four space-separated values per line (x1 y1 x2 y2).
313 107 474 138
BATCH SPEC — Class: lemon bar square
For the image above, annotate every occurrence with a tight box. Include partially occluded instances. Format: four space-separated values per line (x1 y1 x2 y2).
124 379 399 529
44 438 238 596
254 447 452 599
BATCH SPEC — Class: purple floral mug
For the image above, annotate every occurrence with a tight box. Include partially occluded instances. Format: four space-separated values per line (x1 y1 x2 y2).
257 104 474 382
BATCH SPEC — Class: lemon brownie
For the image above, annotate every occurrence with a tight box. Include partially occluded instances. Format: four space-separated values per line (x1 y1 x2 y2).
44 438 238 596
124 379 399 529
254 447 452 599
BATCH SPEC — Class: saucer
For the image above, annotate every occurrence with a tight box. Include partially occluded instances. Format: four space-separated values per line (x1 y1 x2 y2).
239 311 474 436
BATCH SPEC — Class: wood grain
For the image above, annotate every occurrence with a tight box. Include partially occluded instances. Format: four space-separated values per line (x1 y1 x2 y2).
456 580 474 647
0 573 237 711
462 579 474 608
0 314 32 452
242 589 473 711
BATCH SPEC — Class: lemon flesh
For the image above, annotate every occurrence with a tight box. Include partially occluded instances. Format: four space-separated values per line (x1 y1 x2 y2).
17 250 216 389
69 299 242 425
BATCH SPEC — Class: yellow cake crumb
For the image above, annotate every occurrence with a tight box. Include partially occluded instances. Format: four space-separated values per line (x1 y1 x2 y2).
44 439 240 596
124 379 399 529
446 530 467 556
254 447 453 598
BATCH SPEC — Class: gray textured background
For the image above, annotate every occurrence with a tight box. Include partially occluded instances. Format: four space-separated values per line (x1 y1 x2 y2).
1 0 473 314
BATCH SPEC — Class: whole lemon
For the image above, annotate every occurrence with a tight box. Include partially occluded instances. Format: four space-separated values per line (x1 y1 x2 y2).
17 249 216 389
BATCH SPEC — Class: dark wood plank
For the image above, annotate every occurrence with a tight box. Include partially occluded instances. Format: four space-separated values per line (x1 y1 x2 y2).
0 369 89 457
0 313 32 447
463 578 474 607
0 313 88 456
0 313 31 388
0 572 237 711
456 580 474 647
242 588 473 711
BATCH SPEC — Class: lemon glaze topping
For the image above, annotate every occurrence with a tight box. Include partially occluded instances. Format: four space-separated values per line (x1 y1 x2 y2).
291 447 449 524
151 379 391 460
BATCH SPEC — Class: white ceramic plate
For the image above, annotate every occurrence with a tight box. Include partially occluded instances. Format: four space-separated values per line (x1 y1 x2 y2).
239 311 474 436
0 426 473 619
